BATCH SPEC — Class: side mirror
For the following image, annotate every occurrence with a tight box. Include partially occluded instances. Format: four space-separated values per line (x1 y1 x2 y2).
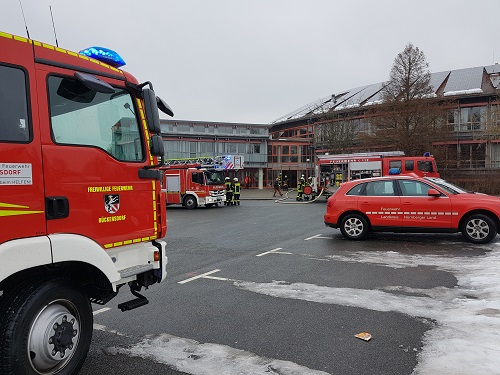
149 134 164 157
143 88 161 134
157 96 174 117
428 188 441 197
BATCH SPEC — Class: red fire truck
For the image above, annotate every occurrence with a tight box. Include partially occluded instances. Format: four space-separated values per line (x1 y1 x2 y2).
0 31 172 374
162 156 243 209
308 151 440 198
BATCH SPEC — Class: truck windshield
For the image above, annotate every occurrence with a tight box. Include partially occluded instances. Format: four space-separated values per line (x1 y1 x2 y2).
204 170 224 185
48 75 143 162
418 160 434 173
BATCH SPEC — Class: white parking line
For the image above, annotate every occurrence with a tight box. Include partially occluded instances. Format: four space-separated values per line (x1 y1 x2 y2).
256 247 293 257
304 234 330 240
178 269 229 284
93 307 111 315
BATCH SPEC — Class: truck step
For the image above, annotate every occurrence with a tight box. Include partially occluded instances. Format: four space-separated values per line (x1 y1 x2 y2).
117 297 149 312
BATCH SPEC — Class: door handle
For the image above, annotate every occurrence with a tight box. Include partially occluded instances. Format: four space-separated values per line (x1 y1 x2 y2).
45 196 69 219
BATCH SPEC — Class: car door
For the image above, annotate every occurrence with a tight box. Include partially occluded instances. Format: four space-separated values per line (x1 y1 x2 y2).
358 179 402 229
35 66 160 248
0 37 46 244
397 179 452 229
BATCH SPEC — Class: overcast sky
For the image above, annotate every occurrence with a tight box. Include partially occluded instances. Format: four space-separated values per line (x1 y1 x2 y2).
3 0 500 124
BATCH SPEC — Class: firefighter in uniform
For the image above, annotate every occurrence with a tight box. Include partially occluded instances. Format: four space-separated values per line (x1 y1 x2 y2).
304 176 313 201
225 177 233 206
296 175 305 201
232 177 241 205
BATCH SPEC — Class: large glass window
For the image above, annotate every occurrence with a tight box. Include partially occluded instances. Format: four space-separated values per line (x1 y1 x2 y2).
459 107 486 131
48 75 143 161
0 65 30 142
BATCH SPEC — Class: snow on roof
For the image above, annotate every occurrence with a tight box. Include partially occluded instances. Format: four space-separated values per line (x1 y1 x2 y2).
272 64 497 124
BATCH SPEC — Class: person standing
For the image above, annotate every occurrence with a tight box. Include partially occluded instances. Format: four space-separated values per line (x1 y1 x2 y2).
232 177 241 205
282 175 289 191
296 175 305 201
273 177 283 197
225 177 233 206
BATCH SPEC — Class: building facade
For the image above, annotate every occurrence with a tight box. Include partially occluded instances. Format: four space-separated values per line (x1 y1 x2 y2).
160 119 269 188
161 63 500 191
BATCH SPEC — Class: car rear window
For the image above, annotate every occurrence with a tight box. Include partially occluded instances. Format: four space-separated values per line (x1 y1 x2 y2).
346 182 366 196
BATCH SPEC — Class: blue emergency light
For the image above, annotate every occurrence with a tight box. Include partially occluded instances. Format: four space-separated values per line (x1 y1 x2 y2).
78 46 126 68
388 168 401 175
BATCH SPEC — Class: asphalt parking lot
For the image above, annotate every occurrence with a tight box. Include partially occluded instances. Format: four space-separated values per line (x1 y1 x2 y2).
81 195 499 375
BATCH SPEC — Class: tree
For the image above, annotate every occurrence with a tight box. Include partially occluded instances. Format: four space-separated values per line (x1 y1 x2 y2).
315 113 360 153
362 43 450 155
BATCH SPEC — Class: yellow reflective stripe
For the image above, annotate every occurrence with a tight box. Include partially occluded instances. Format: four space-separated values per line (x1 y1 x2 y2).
0 210 43 217
0 202 29 208
0 32 13 39
104 237 154 249
14 35 29 43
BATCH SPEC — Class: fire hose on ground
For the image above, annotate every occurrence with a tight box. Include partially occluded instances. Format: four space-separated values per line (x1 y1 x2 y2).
274 188 326 204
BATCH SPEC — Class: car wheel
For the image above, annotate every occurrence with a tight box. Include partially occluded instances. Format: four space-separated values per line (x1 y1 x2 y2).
0 278 93 375
462 214 497 244
183 195 197 209
340 213 369 240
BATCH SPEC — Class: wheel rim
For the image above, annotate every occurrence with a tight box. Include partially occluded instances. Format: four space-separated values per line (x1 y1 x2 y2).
465 218 490 240
344 217 364 237
28 301 80 374
185 197 196 208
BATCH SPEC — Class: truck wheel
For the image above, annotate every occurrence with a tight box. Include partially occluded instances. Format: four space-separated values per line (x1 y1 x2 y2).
0 278 93 375
340 213 369 240
462 214 497 244
183 195 197 209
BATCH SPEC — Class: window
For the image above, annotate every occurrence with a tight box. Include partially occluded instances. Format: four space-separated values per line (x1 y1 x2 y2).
0 65 30 142
346 183 366 196
405 160 414 171
365 180 395 196
389 160 402 170
459 107 486 131
48 75 143 161
191 172 204 184
417 160 434 173
250 144 261 154
398 180 432 196
177 124 190 132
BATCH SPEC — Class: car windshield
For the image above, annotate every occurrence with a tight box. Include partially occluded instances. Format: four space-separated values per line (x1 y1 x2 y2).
424 177 468 194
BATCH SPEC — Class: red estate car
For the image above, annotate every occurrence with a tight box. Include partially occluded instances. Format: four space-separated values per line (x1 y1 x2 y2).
324 175 500 244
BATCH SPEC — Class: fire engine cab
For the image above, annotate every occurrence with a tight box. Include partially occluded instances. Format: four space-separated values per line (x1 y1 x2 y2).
161 156 243 209
0 31 172 374
310 151 440 199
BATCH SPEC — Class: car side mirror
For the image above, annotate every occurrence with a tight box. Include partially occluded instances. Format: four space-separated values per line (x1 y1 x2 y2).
428 188 441 197
149 134 164 157
143 88 161 134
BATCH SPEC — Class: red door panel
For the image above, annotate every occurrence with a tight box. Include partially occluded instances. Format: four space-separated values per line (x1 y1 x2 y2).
0 36 46 244
35 67 159 248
